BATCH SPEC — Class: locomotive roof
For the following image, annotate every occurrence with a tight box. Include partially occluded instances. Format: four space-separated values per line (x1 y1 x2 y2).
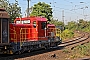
47 24 55 26
0 8 9 18
15 16 47 22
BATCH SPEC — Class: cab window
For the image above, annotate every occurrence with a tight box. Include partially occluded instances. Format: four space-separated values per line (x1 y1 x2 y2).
41 22 46 29
33 21 36 28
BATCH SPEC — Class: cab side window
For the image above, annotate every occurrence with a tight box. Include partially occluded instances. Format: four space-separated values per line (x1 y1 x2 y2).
33 21 36 28
41 22 46 29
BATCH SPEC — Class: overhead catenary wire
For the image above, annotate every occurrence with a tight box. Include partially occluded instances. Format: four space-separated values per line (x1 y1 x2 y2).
55 0 88 20
18 0 90 21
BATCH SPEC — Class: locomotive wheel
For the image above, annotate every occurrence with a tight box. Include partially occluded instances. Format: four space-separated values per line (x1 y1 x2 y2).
15 51 21 55
55 36 60 41
44 46 47 50
9 50 13 54
18 51 21 54
28 50 30 52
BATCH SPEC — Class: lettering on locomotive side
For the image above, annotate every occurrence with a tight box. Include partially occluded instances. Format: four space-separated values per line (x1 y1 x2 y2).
16 20 30 24
23 20 30 24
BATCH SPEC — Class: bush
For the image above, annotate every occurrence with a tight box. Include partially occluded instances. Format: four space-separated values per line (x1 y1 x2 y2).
61 29 74 40
73 43 90 56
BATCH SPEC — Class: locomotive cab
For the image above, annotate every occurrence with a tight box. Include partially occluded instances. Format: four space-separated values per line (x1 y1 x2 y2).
0 8 10 54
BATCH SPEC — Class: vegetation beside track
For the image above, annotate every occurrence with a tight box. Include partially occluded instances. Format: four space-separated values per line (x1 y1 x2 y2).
62 42 90 59
61 29 74 40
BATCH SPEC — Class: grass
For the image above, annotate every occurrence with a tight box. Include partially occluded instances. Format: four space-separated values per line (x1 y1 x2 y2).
69 42 90 59
62 43 90 59
62 49 70 54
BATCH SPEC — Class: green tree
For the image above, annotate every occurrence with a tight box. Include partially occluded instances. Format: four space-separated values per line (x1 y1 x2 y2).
78 19 90 32
0 0 21 22
50 19 64 26
78 19 88 29
61 29 74 40
30 2 53 21
66 21 77 31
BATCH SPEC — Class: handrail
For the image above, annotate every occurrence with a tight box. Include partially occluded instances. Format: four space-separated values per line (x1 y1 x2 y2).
10 27 17 43
10 27 61 45
47 28 61 37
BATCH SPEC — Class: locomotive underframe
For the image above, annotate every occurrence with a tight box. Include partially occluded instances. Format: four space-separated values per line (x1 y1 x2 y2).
0 44 12 54
10 37 61 54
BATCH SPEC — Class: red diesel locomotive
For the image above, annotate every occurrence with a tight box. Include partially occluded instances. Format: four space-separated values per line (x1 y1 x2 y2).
0 8 62 54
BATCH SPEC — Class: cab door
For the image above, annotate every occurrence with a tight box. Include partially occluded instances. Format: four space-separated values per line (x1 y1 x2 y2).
38 22 47 40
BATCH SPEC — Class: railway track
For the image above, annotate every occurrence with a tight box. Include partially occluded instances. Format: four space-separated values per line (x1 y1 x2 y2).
0 32 90 60
59 32 90 49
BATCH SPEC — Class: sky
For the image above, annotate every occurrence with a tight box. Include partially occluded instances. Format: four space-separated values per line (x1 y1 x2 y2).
9 0 90 24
